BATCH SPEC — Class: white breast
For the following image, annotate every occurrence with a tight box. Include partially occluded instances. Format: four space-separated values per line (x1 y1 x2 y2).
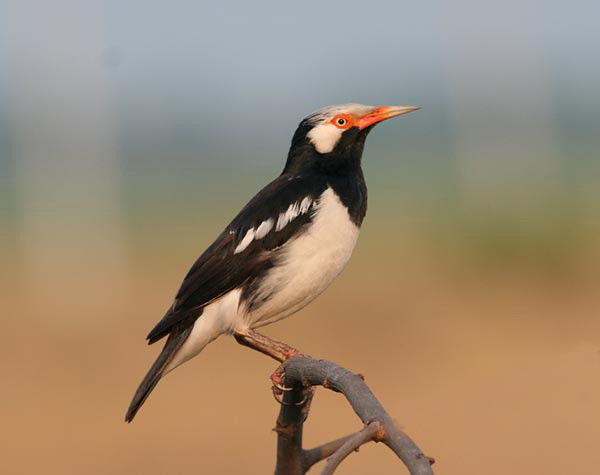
241 187 360 329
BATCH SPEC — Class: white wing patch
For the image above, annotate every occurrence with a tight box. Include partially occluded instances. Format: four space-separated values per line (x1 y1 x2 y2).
233 198 313 254
234 228 255 254
276 197 312 231
254 218 274 239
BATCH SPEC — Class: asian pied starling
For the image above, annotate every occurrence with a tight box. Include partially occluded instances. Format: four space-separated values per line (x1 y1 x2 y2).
125 103 419 422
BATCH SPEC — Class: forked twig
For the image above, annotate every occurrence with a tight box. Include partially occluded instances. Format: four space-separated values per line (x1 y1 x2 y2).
232 330 434 474
273 357 434 475
320 421 382 475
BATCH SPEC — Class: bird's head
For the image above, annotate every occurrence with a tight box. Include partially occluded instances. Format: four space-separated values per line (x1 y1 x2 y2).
283 103 419 175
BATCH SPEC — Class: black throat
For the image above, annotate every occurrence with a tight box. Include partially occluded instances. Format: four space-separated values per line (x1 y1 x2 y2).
281 125 373 226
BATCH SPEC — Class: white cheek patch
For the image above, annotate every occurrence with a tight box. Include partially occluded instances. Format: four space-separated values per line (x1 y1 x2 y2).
307 123 344 154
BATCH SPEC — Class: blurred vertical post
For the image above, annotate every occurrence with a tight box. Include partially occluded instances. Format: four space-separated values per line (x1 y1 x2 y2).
2 2 129 326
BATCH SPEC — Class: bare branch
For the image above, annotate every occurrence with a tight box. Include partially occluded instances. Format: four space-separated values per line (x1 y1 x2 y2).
320 421 381 475
302 434 355 471
279 357 434 475
274 385 314 475
232 330 434 474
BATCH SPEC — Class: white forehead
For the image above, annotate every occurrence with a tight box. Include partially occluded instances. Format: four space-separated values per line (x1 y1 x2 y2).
303 103 375 126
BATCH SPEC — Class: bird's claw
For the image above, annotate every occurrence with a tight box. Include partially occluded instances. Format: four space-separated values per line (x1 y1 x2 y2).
271 385 312 406
270 367 294 404
270 365 291 390
272 380 294 392
270 366 312 406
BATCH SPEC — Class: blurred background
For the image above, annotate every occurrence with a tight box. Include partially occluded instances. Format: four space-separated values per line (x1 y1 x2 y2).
1 1 599 473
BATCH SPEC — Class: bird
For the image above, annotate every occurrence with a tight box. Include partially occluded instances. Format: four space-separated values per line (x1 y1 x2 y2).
125 103 419 422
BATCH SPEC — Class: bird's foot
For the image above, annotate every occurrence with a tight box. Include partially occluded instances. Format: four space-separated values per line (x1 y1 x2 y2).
271 365 293 393
270 362 315 408
271 379 314 408
233 328 312 405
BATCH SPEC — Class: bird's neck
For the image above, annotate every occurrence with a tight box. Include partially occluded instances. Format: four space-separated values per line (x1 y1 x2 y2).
282 129 369 226
326 168 368 227
281 150 368 226
283 135 366 175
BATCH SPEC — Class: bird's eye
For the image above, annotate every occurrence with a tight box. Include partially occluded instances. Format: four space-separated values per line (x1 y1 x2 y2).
330 114 352 129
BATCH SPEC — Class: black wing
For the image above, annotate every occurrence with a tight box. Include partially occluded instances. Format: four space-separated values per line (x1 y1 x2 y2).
146 173 327 344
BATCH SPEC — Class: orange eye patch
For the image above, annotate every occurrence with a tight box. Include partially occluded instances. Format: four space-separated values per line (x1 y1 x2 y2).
329 114 354 129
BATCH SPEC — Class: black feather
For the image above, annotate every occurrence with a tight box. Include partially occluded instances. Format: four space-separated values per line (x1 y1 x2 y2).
125 325 193 422
146 174 328 344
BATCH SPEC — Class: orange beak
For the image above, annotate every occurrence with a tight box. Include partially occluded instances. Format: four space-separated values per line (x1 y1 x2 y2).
356 105 420 130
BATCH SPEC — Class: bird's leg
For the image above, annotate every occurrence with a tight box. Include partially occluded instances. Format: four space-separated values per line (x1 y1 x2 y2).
233 328 306 363
233 328 309 403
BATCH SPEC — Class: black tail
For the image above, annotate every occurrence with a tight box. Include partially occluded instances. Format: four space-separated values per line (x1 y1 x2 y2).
125 327 192 422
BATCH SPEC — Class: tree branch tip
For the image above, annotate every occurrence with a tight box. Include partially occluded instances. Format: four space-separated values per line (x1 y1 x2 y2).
362 418 385 442
415 452 436 465
374 425 386 443
320 423 382 474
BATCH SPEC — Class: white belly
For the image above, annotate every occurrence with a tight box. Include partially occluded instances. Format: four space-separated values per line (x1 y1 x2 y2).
242 187 360 329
